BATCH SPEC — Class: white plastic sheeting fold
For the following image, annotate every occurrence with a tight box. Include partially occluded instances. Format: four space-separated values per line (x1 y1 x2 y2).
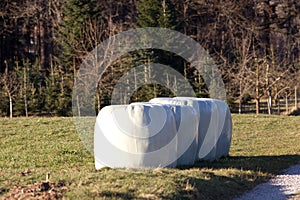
150 97 232 161
164 104 198 166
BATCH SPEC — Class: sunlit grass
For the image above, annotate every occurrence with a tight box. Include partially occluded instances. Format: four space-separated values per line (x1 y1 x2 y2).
0 115 299 199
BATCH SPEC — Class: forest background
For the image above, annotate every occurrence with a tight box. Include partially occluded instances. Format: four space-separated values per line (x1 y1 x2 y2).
0 0 299 117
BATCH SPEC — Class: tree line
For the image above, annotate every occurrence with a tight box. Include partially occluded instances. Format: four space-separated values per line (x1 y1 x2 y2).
0 0 299 117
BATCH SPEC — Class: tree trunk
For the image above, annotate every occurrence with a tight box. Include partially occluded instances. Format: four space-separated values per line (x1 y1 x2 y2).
267 89 272 115
255 97 260 115
239 79 242 114
295 86 298 109
50 55 54 86
255 64 260 114
285 91 289 113
154 83 157 98
9 94 13 119
23 67 28 117
77 95 81 117
96 83 101 113
39 15 46 69
133 68 138 102
166 73 170 89
238 99 242 114
173 75 177 95
24 95 28 117
265 62 272 115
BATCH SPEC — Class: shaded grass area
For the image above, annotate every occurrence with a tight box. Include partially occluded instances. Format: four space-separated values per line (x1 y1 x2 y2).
0 115 299 199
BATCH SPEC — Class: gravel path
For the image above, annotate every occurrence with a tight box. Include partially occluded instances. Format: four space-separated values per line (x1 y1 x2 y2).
234 163 300 200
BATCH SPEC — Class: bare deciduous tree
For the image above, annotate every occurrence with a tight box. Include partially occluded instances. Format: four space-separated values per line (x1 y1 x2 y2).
0 62 19 118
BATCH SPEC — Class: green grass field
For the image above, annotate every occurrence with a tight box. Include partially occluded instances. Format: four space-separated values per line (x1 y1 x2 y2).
1 115 300 199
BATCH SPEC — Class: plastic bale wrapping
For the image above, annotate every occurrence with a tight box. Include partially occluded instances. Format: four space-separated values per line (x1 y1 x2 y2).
94 103 178 169
214 101 232 158
148 100 199 166
174 97 232 159
150 97 232 161
169 105 198 166
150 97 216 160
173 97 232 160
131 102 199 166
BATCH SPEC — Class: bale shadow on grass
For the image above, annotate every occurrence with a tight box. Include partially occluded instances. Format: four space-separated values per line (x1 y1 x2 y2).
163 170 254 200
90 155 300 200
193 155 300 174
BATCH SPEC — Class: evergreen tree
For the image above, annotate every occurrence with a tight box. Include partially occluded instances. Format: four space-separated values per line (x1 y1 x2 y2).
59 0 103 66
134 0 195 101
136 0 176 29
55 0 104 115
